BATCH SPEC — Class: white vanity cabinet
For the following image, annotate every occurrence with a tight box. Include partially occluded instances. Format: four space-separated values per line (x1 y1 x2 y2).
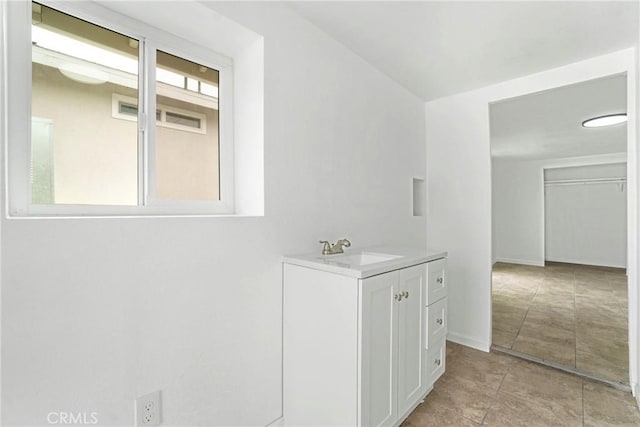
283 249 447 427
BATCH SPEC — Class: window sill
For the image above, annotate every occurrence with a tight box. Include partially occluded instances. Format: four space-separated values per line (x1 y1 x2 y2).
5 211 265 220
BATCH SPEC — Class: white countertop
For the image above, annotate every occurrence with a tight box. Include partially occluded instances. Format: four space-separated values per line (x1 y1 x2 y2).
283 246 447 279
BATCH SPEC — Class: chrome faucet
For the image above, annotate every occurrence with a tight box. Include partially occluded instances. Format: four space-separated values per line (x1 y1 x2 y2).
319 238 351 255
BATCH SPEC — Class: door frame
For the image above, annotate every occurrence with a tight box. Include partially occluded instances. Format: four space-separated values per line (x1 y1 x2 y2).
487 51 637 392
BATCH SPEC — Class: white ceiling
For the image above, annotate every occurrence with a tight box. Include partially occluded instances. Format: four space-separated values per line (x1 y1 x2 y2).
287 1 638 102
490 74 627 160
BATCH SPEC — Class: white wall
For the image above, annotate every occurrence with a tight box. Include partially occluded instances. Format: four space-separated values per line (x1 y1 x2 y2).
492 155 627 267
492 159 544 266
1 3 427 426
545 163 627 268
425 49 638 388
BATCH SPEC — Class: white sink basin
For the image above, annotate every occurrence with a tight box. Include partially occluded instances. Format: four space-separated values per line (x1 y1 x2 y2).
320 251 402 266
284 246 447 278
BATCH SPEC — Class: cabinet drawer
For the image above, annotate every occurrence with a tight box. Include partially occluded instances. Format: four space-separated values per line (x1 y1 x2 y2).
427 258 446 304
426 339 446 384
426 297 447 349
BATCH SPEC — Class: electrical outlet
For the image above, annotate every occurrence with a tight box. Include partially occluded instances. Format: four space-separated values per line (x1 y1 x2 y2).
135 390 161 426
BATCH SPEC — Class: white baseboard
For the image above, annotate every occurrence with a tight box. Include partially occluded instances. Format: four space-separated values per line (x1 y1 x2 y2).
447 332 490 352
545 257 626 269
266 416 284 427
494 257 544 267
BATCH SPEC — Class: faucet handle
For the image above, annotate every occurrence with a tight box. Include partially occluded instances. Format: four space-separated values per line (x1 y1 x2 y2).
320 240 331 255
319 240 331 255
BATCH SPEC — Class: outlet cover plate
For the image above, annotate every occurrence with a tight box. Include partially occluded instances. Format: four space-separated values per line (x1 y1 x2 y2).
135 390 161 426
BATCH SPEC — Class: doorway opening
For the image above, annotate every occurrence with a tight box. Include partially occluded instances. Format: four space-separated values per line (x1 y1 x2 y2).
490 74 630 386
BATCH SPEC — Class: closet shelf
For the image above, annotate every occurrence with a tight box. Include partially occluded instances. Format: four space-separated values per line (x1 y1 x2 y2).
544 177 626 186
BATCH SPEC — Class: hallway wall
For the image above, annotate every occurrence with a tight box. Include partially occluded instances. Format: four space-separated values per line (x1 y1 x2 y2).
492 155 627 268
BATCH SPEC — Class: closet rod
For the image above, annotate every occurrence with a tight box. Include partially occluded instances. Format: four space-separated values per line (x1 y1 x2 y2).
544 177 626 186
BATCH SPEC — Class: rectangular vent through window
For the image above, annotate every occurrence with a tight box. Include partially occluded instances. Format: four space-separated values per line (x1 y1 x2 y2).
112 93 207 134
119 102 138 116
118 102 161 121
165 111 201 129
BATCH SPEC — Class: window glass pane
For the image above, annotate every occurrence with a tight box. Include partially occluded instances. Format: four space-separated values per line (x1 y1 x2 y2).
156 50 220 201
31 2 139 206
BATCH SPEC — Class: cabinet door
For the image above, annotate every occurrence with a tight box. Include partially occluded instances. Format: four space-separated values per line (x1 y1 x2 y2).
397 264 428 417
359 271 399 427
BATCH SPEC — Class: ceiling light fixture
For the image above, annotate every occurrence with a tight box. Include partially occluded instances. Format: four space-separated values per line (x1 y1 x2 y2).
582 113 627 128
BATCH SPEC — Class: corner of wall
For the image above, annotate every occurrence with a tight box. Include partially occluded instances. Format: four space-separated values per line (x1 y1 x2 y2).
447 332 491 353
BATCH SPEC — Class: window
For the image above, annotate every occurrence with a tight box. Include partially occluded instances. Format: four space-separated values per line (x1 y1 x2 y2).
4 1 234 215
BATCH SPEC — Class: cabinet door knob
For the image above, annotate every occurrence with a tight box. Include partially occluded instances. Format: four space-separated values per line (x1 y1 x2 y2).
437 277 444 284
402 291 409 299
434 358 441 366
436 318 443 325
394 293 402 301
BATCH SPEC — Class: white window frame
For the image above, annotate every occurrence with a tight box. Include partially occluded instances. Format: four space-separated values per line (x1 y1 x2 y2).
2 0 234 217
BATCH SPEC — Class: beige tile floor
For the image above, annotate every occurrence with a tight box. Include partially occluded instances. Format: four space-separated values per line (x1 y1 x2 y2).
492 262 629 384
403 342 640 426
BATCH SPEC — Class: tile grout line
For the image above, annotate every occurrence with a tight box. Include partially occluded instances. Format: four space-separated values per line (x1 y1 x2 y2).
485 348 588 425
479 367 510 426
513 275 542 349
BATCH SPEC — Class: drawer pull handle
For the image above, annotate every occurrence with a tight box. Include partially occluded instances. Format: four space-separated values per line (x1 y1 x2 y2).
436 318 443 325
434 358 441 366
437 277 444 284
